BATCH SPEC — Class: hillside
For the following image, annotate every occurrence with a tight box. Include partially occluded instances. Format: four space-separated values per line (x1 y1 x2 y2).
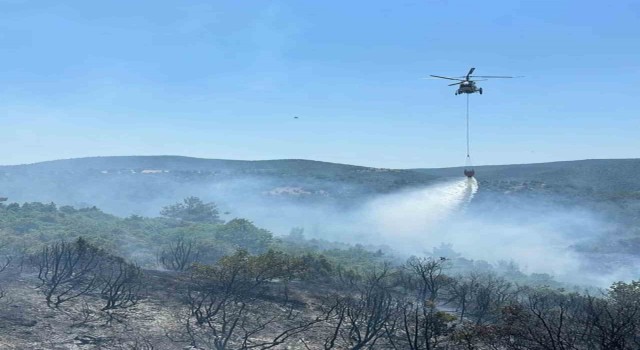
1 157 639 223
0 156 438 217
415 158 640 196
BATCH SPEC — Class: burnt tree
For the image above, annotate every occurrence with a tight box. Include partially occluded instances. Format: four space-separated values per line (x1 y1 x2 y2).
99 256 143 311
405 256 451 303
391 299 455 350
322 266 400 350
181 250 321 350
0 255 10 300
501 288 587 350
159 236 201 271
36 238 103 307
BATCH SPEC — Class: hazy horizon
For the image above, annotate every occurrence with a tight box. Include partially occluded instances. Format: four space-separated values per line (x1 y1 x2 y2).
1 153 639 170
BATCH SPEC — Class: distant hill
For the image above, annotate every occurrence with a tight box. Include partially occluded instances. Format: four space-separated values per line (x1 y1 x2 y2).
0 157 638 222
0 156 439 216
418 159 640 226
414 159 640 196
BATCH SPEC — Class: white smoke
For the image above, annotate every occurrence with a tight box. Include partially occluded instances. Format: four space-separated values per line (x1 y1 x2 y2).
229 174 635 287
354 177 634 287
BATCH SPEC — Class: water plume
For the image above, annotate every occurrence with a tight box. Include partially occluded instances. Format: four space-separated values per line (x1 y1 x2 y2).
365 178 478 251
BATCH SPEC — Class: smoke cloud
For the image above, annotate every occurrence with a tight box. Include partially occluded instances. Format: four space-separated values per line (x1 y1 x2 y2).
240 177 634 288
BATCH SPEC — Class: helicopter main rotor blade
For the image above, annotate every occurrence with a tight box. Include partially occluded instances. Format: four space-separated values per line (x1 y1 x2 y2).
466 68 475 80
430 75 464 81
470 75 520 78
448 82 463 86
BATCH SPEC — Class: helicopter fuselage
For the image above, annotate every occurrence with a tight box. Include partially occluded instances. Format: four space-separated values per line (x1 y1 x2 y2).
455 81 483 95
431 67 516 95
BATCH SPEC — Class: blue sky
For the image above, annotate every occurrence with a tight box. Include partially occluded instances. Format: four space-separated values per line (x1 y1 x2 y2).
1 0 638 168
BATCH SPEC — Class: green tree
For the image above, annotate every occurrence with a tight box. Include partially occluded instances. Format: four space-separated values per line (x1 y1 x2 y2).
160 197 222 224
215 218 273 254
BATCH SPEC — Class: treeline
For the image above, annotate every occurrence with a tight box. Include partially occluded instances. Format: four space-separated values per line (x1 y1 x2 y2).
0 198 276 262
0 197 389 271
0 198 639 349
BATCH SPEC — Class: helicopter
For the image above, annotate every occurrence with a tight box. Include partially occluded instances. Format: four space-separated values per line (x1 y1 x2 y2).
430 68 517 95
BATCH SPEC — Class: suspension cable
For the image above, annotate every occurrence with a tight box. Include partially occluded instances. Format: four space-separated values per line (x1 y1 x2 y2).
466 94 470 158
